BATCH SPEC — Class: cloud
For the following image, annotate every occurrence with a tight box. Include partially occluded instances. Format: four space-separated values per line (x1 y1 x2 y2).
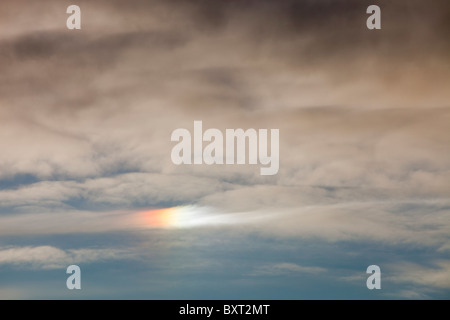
438 243 450 253
388 260 450 289
0 172 233 211
387 290 431 300
0 245 129 269
0 287 23 300
0 199 448 253
249 262 326 276
0 210 133 235
0 0 449 184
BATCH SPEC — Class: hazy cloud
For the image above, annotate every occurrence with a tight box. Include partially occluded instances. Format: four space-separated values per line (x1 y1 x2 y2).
249 262 326 276
0 245 128 269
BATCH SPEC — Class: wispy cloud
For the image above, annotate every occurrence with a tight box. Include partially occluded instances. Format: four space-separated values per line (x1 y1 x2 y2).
0 245 129 269
0 287 23 300
0 199 448 252
387 260 450 289
249 263 326 276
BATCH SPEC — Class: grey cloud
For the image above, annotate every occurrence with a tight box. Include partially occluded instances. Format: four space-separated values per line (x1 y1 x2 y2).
0 172 234 211
0 245 129 269
248 262 326 276
387 260 450 289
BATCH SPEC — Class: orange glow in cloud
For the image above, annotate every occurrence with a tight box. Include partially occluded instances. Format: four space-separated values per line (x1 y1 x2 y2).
135 207 179 228
133 205 262 229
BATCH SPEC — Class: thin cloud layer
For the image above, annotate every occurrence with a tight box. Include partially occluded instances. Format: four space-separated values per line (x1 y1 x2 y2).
249 262 326 276
0 245 128 269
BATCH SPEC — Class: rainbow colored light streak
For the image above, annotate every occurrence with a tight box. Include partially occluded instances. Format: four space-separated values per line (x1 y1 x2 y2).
132 205 268 230
134 205 216 229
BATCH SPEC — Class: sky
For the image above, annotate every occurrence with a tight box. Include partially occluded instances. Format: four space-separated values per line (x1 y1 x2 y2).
0 0 449 299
